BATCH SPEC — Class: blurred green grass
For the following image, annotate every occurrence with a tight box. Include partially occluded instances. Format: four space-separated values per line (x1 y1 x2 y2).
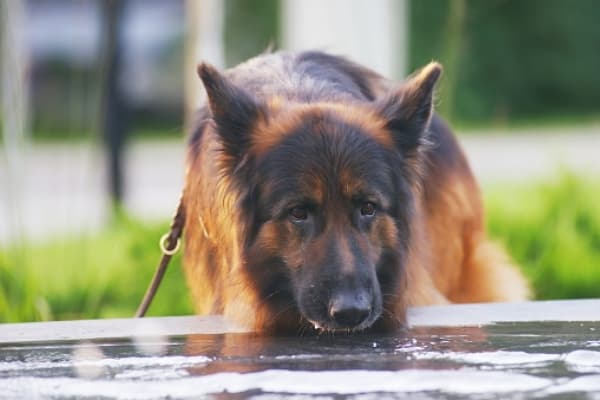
0 217 192 323
1 174 599 323
484 173 600 300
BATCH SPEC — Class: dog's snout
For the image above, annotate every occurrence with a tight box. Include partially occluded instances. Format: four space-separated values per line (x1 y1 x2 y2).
328 291 371 327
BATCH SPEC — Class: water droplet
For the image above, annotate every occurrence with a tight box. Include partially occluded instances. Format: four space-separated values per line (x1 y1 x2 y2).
72 341 105 379
132 319 169 356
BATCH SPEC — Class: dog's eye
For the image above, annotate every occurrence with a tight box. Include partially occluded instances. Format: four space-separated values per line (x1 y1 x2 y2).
289 206 308 221
360 202 376 217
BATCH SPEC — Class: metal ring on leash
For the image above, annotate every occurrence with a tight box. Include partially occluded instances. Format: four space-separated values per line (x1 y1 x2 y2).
136 196 186 317
159 233 181 256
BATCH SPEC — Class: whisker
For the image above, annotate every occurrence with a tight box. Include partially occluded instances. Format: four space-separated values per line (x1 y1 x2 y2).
271 302 295 323
382 307 395 318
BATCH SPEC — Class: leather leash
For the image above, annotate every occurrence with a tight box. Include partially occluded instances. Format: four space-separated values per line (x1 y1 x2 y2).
135 196 186 317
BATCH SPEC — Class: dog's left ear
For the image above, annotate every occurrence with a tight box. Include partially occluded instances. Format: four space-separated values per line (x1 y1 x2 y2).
197 63 265 164
376 62 442 155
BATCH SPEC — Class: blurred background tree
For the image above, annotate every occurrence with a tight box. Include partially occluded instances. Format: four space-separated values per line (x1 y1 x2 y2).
410 0 600 124
18 0 600 142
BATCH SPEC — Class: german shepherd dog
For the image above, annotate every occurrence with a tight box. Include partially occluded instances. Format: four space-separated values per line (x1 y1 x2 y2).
183 51 529 334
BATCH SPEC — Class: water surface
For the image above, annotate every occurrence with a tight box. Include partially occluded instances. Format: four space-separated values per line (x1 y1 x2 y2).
1 321 600 399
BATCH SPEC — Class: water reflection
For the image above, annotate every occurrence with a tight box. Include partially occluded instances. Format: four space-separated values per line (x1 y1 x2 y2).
183 326 492 375
1 321 599 398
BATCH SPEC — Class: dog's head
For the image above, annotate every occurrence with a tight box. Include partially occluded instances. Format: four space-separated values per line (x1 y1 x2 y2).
197 61 441 333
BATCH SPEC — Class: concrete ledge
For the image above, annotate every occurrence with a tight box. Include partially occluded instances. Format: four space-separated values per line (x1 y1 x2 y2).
1 299 598 344
0 315 247 344
407 299 600 327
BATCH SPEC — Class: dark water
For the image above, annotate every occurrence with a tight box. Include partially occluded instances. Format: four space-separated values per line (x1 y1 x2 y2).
1 321 600 399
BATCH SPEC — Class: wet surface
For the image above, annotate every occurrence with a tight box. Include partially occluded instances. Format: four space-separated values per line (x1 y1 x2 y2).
1 321 600 399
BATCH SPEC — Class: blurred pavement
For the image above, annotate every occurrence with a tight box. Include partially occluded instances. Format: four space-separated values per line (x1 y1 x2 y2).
0 140 185 245
1 124 599 245
461 125 600 183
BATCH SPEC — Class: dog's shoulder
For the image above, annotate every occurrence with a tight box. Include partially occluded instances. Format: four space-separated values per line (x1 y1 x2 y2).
424 115 473 183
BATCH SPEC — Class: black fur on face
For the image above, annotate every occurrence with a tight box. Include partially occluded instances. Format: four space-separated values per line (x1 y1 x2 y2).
239 113 415 333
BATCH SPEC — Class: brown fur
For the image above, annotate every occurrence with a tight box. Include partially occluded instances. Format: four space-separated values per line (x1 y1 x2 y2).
182 51 530 333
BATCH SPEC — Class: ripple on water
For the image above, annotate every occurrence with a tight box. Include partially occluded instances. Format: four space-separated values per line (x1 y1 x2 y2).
546 375 600 394
413 350 560 366
564 350 600 373
0 369 552 398
0 355 212 373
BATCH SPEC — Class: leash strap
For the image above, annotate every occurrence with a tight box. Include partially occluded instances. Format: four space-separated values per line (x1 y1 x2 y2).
135 196 186 317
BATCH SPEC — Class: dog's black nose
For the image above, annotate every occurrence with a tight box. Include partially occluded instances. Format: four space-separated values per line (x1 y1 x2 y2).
329 292 371 327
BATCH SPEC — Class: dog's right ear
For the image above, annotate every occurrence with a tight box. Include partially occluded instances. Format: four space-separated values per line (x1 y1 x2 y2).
197 63 264 165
